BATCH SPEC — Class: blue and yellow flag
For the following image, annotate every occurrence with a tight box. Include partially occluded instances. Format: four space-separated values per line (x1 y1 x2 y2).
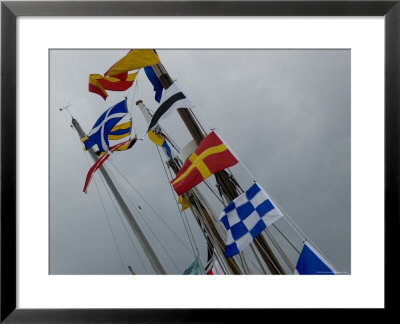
82 99 128 153
95 120 137 157
148 130 172 159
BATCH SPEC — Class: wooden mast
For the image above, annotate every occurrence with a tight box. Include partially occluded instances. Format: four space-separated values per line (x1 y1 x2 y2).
136 100 242 274
152 62 286 274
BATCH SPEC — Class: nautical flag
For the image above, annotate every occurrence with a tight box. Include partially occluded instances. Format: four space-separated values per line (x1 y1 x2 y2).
144 65 163 103
107 121 132 140
170 131 238 196
147 82 194 132
183 257 202 275
89 72 137 100
148 129 172 159
95 120 136 157
83 139 131 193
81 99 128 153
294 241 335 275
178 195 189 212
96 136 137 157
219 182 283 258
105 49 160 76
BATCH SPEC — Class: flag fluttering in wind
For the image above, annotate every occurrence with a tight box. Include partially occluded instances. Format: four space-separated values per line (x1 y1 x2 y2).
294 241 336 275
147 82 194 132
107 121 132 140
170 131 238 196
89 72 137 100
95 120 137 157
96 137 137 157
81 99 128 153
148 129 173 159
144 65 163 103
219 182 283 258
83 139 131 193
105 49 160 76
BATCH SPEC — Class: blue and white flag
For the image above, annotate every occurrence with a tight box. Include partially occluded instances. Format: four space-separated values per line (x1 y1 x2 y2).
219 182 283 258
144 65 163 103
82 99 128 153
294 241 336 275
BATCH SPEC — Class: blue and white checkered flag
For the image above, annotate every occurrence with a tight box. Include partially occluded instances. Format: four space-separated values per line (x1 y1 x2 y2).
219 182 283 258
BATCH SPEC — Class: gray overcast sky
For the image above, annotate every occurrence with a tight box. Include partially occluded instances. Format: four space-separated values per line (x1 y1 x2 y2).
49 49 350 275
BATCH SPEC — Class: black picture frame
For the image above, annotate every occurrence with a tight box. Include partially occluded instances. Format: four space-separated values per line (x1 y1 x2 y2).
1 0 398 322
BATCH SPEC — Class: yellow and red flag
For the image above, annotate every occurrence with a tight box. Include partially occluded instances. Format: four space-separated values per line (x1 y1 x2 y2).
171 131 238 196
89 72 137 100
104 49 160 76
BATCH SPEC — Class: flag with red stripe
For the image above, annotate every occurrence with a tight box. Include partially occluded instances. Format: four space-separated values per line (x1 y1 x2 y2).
83 139 131 193
170 131 238 196
89 72 137 100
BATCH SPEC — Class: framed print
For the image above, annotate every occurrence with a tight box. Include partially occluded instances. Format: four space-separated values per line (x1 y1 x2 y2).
1 0 398 322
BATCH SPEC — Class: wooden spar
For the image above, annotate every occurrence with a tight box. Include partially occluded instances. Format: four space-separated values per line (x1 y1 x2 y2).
136 100 241 274
152 61 286 274
71 118 167 275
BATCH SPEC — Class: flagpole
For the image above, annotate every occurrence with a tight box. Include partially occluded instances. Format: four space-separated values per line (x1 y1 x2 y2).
152 61 286 275
71 118 167 275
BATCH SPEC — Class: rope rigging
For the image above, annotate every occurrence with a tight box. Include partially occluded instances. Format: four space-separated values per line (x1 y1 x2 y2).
104 162 184 273
82 148 128 274
106 159 196 258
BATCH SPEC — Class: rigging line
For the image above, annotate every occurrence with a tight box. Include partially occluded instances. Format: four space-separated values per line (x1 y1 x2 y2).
252 238 282 275
189 192 241 275
127 74 141 136
195 186 225 230
105 163 182 273
153 126 181 156
164 166 197 252
198 179 225 206
140 105 181 155
122 69 141 138
269 196 308 243
188 107 208 135
270 208 339 271
193 192 230 251
248 259 264 275
238 159 258 183
124 68 140 103
106 159 195 256
238 252 250 274
82 152 127 274
249 245 268 274
194 188 228 241
189 190 223 242
263 229 294 273
107 157 190 271
271 223 301 255
162 150 201 259
213 250 230 275
96 165 150 274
